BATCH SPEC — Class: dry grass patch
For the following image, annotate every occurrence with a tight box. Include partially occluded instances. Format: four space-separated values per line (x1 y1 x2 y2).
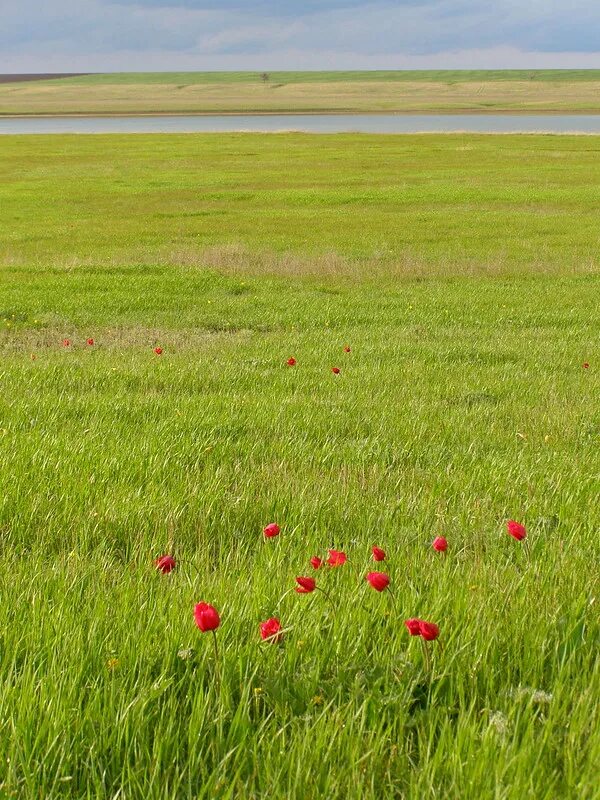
169 243 599 280
4 79 600 115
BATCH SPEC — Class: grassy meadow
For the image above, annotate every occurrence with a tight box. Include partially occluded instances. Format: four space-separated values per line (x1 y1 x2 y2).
3 70 600 114
0 133 599 799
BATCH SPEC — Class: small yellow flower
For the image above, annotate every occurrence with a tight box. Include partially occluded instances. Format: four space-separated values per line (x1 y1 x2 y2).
253 687 263 696
106 658 119 671
311 695 324 706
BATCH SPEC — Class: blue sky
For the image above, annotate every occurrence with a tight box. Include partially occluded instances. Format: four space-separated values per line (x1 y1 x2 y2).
1 0 599 72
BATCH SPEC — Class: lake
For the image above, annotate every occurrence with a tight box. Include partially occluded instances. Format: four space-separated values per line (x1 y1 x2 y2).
2 114 600 135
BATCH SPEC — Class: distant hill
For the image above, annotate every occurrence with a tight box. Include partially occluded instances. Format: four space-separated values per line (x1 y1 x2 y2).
3 71 600 114
22 69 600 85
0 73 91 84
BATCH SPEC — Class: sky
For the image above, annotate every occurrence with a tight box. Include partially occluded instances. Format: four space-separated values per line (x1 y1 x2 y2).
1 0 600 73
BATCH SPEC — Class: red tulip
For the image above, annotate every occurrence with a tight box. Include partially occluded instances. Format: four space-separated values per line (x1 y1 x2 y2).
86 338 94 346
326 549 347 566
372 546 386 562
295 576 316 594
419 621 440 641
62 339 71 347
332 367 340 374
432 537 448 552
583 362 590 369
263 522 280 539
366 571 390 592
344 345 351 353
194 602 220 632
260 617 283 643
155 554 176 574
287 357 296 366
404 618 422 636
310 556 323 569
507 520 526 541
154 347 163 355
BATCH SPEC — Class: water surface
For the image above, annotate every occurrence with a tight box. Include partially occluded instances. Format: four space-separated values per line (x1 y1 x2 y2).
2 113 600 134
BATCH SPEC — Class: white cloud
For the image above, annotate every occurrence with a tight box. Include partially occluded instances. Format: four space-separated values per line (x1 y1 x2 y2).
0 0 599 71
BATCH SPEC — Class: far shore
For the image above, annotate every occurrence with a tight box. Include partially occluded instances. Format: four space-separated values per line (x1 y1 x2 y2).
2 108 600 118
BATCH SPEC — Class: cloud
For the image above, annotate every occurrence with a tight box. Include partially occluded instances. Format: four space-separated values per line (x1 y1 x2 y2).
0 0 599 71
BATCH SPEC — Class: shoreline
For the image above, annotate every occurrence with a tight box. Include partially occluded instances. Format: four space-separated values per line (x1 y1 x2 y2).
1 131 599 137
2 109 600 119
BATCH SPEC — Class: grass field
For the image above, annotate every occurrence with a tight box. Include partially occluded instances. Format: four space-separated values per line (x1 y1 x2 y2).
1 133 599 799
3 70 600 114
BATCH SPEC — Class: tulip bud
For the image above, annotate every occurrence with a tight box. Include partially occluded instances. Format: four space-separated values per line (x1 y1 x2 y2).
155 554 176 574
194 603 220 633
260 617 283 643
366 572 390 592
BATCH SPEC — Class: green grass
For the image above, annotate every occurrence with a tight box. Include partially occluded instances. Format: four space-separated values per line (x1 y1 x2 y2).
42 70 600 85
2 133 600 272
0 134 599 799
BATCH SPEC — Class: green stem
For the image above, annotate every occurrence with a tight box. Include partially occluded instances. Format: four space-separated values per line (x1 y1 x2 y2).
421 637 431 674
316 586 336 609
386 587 397 608
211 630 221 691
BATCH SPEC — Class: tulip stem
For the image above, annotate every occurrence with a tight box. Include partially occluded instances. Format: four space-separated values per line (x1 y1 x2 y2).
386 587 397 608
524 538 532 566
421 638 431 673
316 586 335 608
211 630 221 690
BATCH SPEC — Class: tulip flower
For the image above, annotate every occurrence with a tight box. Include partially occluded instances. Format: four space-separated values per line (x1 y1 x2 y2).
155 554 176 574
332 367 340 374
432 537 448 552
326 549 347 566
419 621 440 641
404 618 422 636
194 603 221 674
62 339 71 347
372 546 386 562
86 338 94 346
154 347 163 355
310 556 323 570
287 357 296 366
583 362 590 369
263 523 281 539
366 572 390 592
194 603 220 633
507 520 526 541
343 345 351 353
260 617 283 643
295 576 316 594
